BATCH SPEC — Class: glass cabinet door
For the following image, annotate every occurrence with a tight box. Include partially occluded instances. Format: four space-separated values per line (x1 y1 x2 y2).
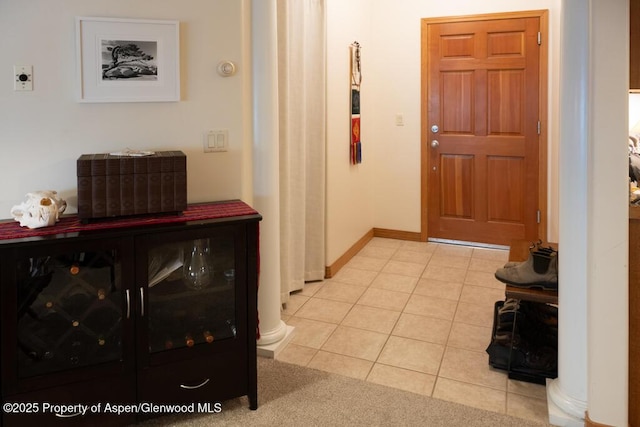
16 249 124 379
145 232 237 354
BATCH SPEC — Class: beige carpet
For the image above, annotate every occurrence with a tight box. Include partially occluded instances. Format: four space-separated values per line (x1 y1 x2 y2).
139 357 548 426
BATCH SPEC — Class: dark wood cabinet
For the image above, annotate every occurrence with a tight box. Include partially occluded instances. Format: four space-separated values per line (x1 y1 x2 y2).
629 208 640 427
0 201 260 426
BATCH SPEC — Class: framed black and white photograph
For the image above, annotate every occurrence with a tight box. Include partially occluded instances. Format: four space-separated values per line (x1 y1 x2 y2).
76 17 180 102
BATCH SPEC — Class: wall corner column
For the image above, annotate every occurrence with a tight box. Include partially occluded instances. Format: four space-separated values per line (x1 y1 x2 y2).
549 0 590 424
251 0 294 357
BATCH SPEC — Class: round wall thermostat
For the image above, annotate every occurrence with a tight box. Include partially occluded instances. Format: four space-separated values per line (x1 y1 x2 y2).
217 60 237 77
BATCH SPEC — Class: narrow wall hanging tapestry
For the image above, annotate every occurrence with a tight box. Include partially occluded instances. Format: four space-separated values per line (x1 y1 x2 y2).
350 41 362 164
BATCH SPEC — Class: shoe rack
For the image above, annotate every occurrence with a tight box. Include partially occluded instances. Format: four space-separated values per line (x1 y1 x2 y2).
488 240 559 384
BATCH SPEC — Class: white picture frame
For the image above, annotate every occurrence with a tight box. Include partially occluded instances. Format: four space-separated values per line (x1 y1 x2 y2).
76 17 180 103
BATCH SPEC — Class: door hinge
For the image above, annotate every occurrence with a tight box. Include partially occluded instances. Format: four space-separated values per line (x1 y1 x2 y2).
536 210 541 224
537 32 541 45
537 121 541 135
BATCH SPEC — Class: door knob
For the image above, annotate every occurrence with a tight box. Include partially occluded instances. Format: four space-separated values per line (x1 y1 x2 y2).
431 140 439 148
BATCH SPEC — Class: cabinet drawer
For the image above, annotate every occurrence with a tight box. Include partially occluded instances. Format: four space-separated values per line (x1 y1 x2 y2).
2 375 135 427
137 351 248 411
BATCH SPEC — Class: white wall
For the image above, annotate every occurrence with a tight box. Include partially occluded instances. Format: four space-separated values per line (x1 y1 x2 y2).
325 0 375 264
0 0 250 218
365 0 561 240
587 1 629 422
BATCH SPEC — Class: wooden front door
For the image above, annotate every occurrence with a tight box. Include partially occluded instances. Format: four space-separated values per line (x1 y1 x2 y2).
421 11 547 246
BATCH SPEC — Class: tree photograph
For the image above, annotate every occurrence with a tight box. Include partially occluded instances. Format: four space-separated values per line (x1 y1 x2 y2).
101 40 158 80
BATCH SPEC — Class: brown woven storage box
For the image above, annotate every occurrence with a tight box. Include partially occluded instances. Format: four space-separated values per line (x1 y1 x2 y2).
77 151 186 221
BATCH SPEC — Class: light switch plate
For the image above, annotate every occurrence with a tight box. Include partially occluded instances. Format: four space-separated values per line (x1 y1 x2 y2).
204 130 228 153
14 65 33 91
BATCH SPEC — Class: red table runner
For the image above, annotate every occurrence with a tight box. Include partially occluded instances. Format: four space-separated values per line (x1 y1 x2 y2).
0 200 259 242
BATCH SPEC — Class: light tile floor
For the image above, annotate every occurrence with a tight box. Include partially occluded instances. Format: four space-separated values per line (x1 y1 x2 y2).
277 237 551 425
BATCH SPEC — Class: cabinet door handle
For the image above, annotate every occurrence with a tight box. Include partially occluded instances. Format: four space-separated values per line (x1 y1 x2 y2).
180 378 210 390
125 289 131 319
139 287 145 317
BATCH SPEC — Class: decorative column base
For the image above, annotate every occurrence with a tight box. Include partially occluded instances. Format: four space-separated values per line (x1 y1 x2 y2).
547 378 587 426
257 321 295 358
